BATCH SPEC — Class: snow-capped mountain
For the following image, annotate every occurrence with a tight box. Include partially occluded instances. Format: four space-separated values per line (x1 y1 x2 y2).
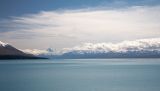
55 38 160 58
0 41 46 59
25 38 160 59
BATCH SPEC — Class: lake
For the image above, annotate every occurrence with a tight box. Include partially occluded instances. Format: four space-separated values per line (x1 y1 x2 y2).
0 59 160 91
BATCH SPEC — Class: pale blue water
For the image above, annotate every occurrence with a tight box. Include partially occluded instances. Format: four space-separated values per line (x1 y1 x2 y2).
0 59 160 91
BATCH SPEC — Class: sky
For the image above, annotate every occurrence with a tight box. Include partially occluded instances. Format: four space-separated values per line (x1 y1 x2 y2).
0 0 160 50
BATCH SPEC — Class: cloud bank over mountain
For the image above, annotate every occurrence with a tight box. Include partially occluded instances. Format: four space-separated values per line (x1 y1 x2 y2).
63 38 160 53
22 38 160 58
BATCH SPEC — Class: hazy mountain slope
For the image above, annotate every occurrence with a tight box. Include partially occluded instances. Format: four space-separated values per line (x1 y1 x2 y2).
0 41 46 59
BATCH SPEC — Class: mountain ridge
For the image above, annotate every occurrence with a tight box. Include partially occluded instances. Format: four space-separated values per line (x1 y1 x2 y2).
0 41 47 59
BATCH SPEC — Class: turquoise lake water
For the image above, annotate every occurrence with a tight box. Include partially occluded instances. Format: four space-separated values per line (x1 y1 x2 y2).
0 59 160 91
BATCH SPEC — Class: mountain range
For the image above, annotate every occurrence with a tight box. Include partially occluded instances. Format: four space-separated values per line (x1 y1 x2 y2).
25 38 160 59
52 50 160 59
1 38 160 59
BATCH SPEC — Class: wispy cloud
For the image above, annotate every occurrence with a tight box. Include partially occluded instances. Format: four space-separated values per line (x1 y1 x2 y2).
0 6 160 49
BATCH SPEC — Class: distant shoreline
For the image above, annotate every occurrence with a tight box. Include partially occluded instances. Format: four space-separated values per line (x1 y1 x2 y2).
0 55 48 60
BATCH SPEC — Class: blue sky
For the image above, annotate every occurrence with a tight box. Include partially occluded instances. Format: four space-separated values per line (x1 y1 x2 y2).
0 0 160 50
0 0 160 19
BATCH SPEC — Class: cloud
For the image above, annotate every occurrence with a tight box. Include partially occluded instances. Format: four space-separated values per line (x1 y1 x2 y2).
63 38 160 53
0 6 160 49
22 49 49 55
23 38 160 57
22 48 55 56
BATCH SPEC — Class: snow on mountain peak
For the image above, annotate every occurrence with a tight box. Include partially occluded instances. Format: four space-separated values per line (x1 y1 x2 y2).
0 41 8 47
